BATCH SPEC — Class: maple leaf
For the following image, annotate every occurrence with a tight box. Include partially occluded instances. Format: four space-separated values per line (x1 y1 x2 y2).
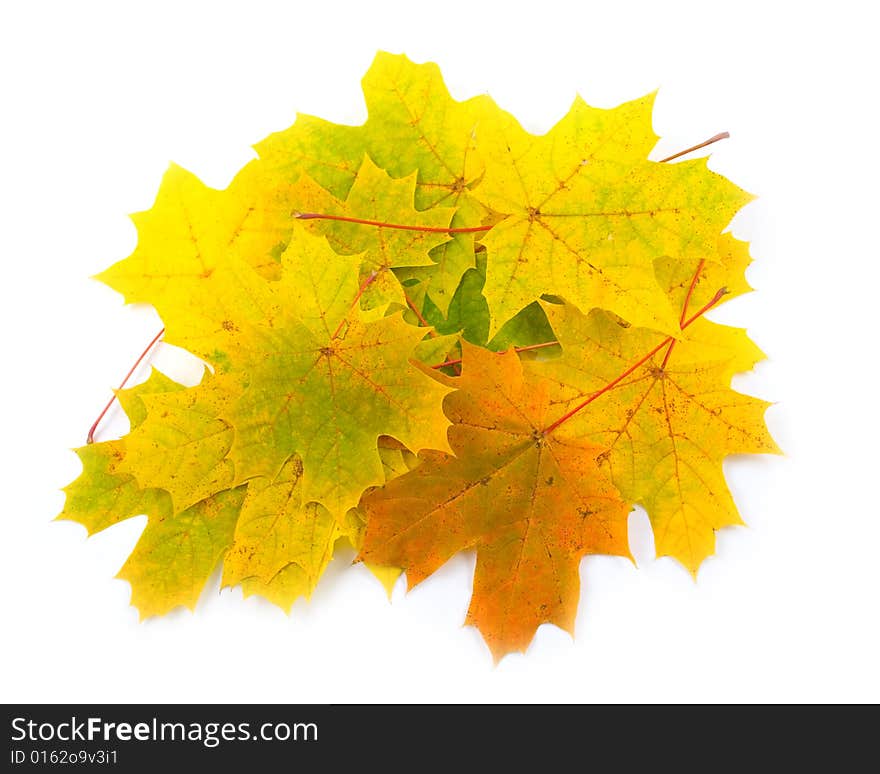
95 166 298 370
258 51 498 220
227 441 412 609
220 456 345 608
358 343 630 661
58 369 181 536
291 155 456 311
113 375 236 513
99 205 452 518
59 370 248 617
118 486 247 619
529 289 779 574
61 369 409 616
472 100 752 335
257 51 508 314
221 226 452 517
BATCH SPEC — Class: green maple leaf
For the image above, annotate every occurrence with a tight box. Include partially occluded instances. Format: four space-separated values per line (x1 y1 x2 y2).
256 51 509 315
291 155 456 312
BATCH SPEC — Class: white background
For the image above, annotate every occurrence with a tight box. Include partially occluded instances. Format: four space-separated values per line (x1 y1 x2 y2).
1 0 877 703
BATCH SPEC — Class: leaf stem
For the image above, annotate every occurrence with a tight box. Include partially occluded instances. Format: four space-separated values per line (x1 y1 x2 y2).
404 292 434 332
658 132 730 163
431 355 465 370
295 132 728 237
682 287 728 328
331 271 379 340
508 341 559 355
295 212 491 234
541 285 727 436
86 327 165 444
660 257 706 369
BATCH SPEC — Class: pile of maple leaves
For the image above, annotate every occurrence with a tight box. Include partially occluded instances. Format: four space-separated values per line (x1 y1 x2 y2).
61 53 778 660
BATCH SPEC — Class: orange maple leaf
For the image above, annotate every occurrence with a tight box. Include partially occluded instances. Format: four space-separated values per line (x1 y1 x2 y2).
358 342 630 661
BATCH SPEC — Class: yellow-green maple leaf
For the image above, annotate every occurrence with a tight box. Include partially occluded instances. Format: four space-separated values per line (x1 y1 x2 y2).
221 457 340 607
114 375 237 513
118 485 247 619
226 442 411 611
59 369 184 535
357 53 497 215
99 220 452 530
61 369 412 616
473 101 752 335
255 115 365 202
59 370 248 617
258 51 499 219
291 156 455 311
530 300 779 574
257 52 509 314
224 226 452 517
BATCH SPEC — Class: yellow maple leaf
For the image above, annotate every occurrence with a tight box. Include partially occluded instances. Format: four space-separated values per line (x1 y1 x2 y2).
531 295 779 574
473 100 752 335
95 161 298 369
